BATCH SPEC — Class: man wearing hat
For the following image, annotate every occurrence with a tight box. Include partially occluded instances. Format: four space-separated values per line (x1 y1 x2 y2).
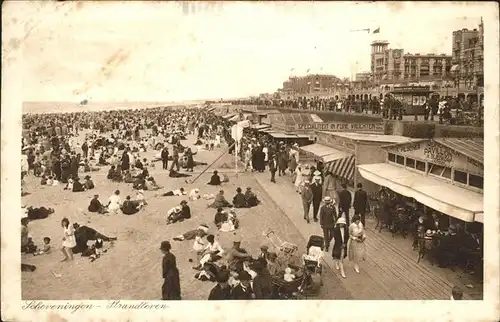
208 269 231 300
226 238 252 272
311 175 323 222
231 271 253 300
269 153 278 183
83 175 95 190
338 183 352 226
319 196 337 251
353 183 369 226
300 180 314 223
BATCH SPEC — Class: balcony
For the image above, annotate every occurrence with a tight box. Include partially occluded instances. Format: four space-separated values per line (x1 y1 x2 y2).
376 74 453 84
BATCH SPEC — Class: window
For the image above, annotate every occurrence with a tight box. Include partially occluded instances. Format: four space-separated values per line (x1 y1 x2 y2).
396 155 405 165
453 170 468 184
406 158 416 168
442 167 452 179
469 174 483 189
429 163 445 176
388 153 396 162
415 160 425 172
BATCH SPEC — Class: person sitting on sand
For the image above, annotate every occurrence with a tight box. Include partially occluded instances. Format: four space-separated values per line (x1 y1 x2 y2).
166 206 183 224
46 176 53 186
189 188 201 201
72 177 85 192
214 207 228 229
33 237 51 256
169 169 191 178
172 224 209 242
88 194 108 214
136 189 147 208
64 176 74 190
107 190 122 214
145 176 162 190
107 165 116 180
162 187 186 197
123 170 134 183
219 208 239 232
133 177 147 190
72 223 117 254
82 159 99 172
193 234 224 270
232 187 248 208
207 170 221 185
40 175 48 185
83 175 95 190
244 187 260 207
180 200 191 220
208 190 232 209
98 154 109 165
121 196 140 215
26 206 54 220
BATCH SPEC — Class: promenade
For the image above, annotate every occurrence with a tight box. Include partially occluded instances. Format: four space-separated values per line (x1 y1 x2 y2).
253 171 481 300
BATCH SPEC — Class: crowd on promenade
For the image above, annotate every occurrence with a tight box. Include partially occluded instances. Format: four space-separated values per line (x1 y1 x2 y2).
227 93 483 126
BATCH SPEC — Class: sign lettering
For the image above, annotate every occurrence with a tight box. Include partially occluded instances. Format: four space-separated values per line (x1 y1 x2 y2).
295 122 384 132
387 143 421 154
467 157 483 170
423 141 457 165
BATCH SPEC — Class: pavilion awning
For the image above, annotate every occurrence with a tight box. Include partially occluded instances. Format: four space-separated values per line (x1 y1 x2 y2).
299 143 352 163
357 163 483 222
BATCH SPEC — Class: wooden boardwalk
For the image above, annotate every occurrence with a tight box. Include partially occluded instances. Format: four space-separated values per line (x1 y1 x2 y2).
254 172 476 300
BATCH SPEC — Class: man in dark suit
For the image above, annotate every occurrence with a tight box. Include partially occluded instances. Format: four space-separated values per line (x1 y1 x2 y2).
269 154 277 183
338 183 352 226
319 196 337 251
310 176 323 222
353 183 369 226
161 146 169 170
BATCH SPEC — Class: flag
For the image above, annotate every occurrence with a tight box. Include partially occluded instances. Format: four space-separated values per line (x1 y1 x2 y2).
306 68 310 73
372 27 380 34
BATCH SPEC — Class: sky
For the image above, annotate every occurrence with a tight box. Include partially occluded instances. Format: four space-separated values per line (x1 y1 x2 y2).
4 1 488 102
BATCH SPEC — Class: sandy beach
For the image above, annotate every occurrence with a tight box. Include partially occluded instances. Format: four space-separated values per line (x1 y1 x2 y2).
20 130 348 300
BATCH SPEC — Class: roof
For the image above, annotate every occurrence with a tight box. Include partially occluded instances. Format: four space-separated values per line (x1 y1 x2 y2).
434 138 484 164
316 131 420 144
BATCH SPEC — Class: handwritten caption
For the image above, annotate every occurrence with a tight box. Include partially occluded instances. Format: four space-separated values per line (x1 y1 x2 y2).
22 300 170 313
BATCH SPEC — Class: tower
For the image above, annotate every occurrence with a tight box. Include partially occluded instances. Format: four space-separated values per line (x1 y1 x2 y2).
371 40 389 83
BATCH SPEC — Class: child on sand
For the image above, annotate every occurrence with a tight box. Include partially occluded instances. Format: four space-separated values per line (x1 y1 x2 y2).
33 237 51 256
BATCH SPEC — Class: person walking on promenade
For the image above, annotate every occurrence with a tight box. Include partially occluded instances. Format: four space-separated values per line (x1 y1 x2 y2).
348 215 366 274
319 196 337 251
160 241 181 300
161 146 169 170
353 183 369 226
300 180 313 223
269 154 277 183
311 175 323 222
332 217 349 278
322 170 339 205
338 184 352 226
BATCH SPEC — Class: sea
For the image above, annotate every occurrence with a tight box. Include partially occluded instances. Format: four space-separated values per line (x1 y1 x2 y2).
22 101 207 114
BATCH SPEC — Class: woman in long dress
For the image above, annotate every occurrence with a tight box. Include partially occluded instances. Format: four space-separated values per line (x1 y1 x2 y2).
160 241 182 300
293 165 304 192
332 217 349 278
60 217 77 261
348 214 366 274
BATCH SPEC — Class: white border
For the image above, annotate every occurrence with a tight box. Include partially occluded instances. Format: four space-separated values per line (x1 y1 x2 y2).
2 2 499 321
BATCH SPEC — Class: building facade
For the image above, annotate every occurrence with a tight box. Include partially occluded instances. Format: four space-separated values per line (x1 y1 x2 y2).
370 41 453 84
280 74 349 97
451 19 484 92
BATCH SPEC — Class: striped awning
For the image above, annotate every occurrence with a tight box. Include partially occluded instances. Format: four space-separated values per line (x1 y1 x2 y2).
325 154 356 182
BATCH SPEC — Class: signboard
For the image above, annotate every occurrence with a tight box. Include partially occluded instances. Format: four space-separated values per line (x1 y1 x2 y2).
384 140 484 176
316 132 356 153
296 122 384 133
